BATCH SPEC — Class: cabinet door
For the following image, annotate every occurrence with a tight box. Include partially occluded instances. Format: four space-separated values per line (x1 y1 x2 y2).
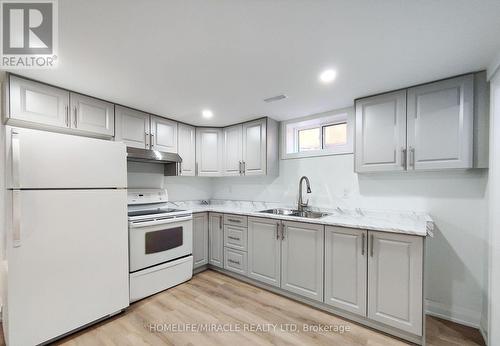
355 90 407 172
368 231 423 336
407 75 474 170
193 213 209 268
196 128 223 176
281 221 324 301
242 119 266 175
208 213 224 268
114 106 150 149
151 116 178 153
223 124 243 176
247 217 281 287
178 123 196 176
324 226 367 316
70 93 114 137
9 75 70 129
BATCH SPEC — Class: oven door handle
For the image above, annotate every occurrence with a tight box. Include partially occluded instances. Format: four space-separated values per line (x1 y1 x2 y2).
129 215 193 228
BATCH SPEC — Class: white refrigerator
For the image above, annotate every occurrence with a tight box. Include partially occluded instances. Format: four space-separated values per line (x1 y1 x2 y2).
3 127 129 346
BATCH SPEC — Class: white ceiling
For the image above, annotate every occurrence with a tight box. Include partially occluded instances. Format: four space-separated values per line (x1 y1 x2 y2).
12 0 500 126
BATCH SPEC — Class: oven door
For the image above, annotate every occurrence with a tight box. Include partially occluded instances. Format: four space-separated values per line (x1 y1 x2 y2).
129 216 193 272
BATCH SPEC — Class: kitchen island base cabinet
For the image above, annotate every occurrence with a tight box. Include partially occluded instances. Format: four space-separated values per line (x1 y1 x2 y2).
208 213 224 268
193 213 209 269
324 227 367 316
281 221 324 302
247 217 281 287
368 231 423 336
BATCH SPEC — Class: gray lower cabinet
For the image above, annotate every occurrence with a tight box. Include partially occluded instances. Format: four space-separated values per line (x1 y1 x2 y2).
208 212 224 268
247 217 281 287
193 213 208 268
368 231 423 336
324 226 367 316
224 248 247 275
281 221 324 302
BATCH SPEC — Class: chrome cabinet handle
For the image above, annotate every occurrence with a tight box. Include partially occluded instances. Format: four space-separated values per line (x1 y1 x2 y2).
65 105 69 126
228 259 240 265
238 161 242 174
145 132 149 148
151 133 155 148
410 147 415 168
228 236 240 241
370 234 374 257
13 190 21 248
281 223 285 240
219 215 222 230
178 162 182 175
361 233 365 256
276 223 280 240
242 161 246 174
401 148 407 169
74 107 78 128
228 218 240 223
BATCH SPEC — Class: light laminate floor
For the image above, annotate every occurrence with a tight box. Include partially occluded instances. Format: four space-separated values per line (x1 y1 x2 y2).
1 270 485 345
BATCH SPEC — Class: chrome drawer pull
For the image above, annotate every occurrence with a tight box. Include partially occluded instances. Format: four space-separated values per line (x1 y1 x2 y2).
228 219 241 223
228 259 240 265
228 236 240 241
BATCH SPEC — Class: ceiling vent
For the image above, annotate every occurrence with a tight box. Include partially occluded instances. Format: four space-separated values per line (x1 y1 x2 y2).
264 94 287 103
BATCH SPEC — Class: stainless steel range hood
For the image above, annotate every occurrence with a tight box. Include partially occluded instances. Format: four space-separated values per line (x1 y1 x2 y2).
126 147 182 176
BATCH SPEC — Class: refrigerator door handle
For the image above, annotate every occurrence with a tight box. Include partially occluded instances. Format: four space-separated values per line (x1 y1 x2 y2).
12 131 20 188
13 190 21 248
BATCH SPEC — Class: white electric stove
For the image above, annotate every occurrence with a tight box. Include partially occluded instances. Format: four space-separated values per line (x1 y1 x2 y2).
128 189 193 302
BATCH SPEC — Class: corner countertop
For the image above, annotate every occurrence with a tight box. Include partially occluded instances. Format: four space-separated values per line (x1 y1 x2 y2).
168 200 434 237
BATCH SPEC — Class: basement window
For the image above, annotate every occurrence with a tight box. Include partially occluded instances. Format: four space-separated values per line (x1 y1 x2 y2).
281 108 354 159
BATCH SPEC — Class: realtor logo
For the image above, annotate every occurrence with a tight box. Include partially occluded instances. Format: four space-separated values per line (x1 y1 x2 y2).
0 0 58 68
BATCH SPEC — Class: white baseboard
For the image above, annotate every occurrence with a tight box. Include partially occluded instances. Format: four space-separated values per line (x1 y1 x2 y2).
425 299 481 328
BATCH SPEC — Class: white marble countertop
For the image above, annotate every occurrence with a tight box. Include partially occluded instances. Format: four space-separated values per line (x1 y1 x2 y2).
168 200 434 237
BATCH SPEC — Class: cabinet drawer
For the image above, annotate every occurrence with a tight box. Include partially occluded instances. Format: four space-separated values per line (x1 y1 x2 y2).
224 225 247 251
224 248 247 276
224 214 248 227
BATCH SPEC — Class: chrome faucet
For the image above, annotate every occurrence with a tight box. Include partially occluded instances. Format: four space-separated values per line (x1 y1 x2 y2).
298 176 312 212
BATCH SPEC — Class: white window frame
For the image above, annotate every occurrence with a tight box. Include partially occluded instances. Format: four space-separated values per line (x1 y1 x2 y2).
280 107 354 160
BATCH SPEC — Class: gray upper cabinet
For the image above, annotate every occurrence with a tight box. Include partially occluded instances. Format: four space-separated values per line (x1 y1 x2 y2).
193 213 209 269
196 128 223 177
8 75 70 129
177 123 196 176
324 226 367 316
281 221 324 302
70 93 114 137
242 119 267 176
407 75 474 170
208 212 224 268
223 124 243 176
368 231 423 336
355 90 407 173
151 116 178 153
355 73 484 173
188 117 278 177
114 106 150 149
247 217 281 287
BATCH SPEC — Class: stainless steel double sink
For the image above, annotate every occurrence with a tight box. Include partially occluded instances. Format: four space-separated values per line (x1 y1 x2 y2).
258 208 330 219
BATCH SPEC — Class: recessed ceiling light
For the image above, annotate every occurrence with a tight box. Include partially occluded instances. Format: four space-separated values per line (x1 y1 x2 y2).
202 109 213 118
319 69 337 84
